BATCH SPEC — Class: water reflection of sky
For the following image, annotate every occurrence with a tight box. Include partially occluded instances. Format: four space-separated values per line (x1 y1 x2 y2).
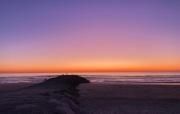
0 73 180 84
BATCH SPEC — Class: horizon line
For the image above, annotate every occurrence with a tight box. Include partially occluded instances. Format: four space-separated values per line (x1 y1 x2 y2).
1 71 180 74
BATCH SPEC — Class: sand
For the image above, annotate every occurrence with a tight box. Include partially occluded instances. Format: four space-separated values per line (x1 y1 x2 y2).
0 75 89 114
1 76 180 114
79 83 180 114
0 83 33 93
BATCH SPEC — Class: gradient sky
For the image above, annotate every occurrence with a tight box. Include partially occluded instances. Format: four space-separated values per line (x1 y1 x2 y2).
0 0 180 73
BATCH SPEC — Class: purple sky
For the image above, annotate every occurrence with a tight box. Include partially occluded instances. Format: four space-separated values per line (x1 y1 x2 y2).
0 0 180 72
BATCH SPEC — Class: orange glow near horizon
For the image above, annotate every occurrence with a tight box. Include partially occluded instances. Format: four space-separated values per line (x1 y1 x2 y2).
1 59 180 73
1 1 180 73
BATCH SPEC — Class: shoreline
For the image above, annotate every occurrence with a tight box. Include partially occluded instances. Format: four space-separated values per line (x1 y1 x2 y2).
1 75 180 113
0 83 35 93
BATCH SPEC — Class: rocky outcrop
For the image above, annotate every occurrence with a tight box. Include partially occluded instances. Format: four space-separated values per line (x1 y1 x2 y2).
0 75 89 114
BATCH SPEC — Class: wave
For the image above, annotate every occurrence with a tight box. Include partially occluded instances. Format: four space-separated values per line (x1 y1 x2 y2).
0 73 180 84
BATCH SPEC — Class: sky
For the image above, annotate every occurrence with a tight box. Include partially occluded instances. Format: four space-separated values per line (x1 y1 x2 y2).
0 0 180 73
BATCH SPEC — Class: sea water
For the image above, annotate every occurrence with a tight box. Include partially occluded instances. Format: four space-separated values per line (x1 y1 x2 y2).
0 72 180 84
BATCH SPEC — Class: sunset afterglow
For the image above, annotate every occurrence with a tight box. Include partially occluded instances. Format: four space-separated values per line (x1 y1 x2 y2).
0 0 180 73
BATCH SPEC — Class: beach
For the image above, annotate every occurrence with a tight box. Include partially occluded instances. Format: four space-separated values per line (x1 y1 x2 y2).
1 0 179 113
79 83 180 114
1 75 180 114
0 83 33 92
0 75 89 114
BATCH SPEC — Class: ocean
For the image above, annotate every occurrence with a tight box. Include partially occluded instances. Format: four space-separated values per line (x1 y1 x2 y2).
0 72 180 84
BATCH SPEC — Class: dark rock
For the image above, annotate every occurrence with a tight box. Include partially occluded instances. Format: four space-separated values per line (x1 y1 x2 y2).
0 75 90 114
36 75 89 88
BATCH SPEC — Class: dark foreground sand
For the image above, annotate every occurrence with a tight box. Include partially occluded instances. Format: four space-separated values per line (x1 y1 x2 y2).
0 75 89 114
1 76 180 114
79 83 180 114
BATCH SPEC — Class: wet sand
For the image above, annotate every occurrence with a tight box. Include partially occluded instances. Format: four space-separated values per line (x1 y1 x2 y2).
0 83 33 92
1 77 180 114
79 83 180 114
